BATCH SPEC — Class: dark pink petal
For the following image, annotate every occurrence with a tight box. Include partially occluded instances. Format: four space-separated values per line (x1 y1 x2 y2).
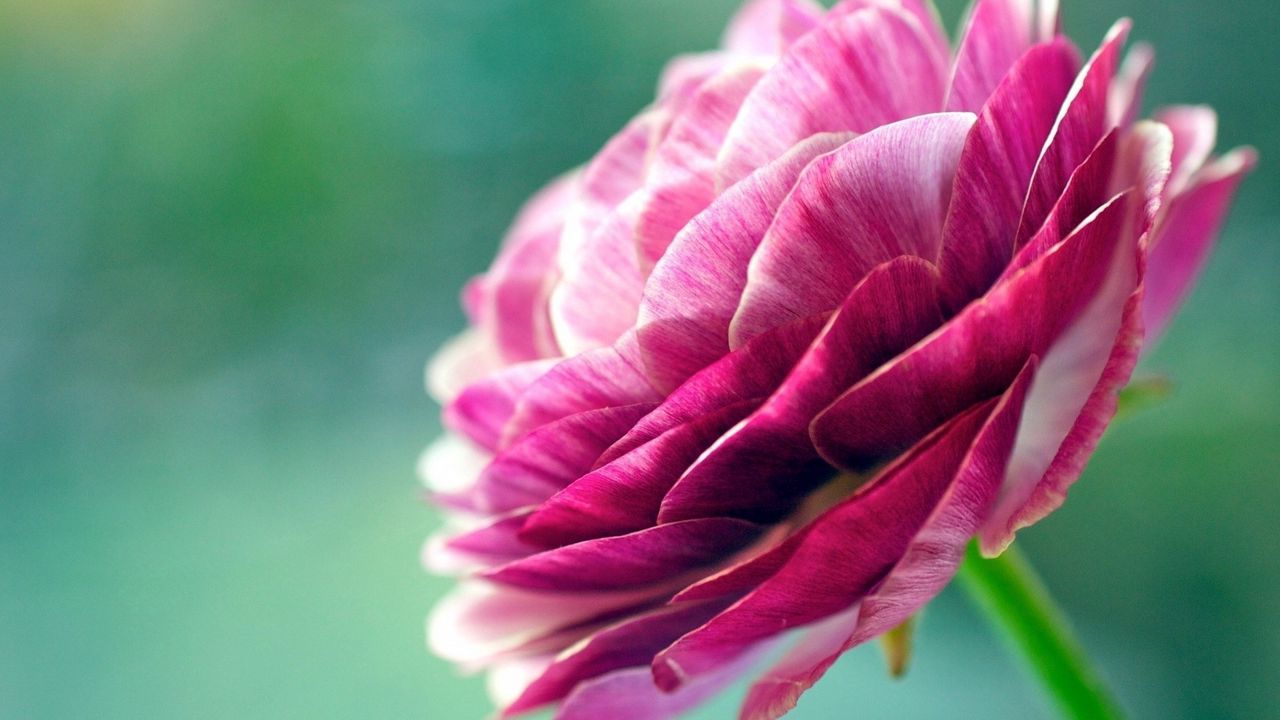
937 38 1080 309
721 0 824 55
482 173 577 362
978 123 1177 553
470 403 657 514
445 359 558 451
1143 148 1256 343
506 600 733 715
716 6 949 188
655 396 1004 689
484 518 762 592
658 257 943 524
737 360 1036 719
811 191 1129 469
635 62 768 270
1108 43 1154 128
427 510 539 574
732 112 972 346
1014 19 1130 248
945 0 1033 113
522 399 758 546
637 134 852 391
1156 105 1219 196
550 193 647 354
503 332 662 446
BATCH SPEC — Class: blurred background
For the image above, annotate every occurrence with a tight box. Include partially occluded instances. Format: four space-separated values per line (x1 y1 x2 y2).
1 0 1275 717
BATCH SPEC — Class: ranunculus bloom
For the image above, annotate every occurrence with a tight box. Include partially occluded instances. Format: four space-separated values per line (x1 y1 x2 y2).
422 1 1253 717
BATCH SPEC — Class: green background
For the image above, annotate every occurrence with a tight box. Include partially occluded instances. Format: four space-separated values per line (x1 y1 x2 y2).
1 0 1275 717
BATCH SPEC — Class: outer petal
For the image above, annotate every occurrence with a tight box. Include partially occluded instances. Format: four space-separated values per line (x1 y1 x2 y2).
945 0 1033 113
716 6 948 188
937 39 1080 308
721 0 825 55
811 191 1129 469
444 359 558 451
1155 105 1219 197
637 133 852 391
1108 43 1154 128
731 112 972 346
554 650 763 720
427 329 505 406
1014 19 1130 248
1143 148 1256 343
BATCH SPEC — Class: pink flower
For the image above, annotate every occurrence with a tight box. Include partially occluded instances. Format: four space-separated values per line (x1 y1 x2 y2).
422 1 1254 717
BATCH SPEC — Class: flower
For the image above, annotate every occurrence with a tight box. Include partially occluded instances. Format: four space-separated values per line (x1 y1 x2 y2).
422 1 1254 718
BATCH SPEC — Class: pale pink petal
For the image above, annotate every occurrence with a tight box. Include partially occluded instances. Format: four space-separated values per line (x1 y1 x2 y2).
1108 42 1154 128
1155 105 1219 196
945 0 1033 113
426 329 505 406
721 0 825 55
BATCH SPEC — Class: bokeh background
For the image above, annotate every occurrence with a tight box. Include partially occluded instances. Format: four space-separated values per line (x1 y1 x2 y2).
1 0 1275 717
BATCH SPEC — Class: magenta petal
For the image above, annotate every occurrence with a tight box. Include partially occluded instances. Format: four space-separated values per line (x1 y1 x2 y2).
811 191 1129 469
737 361 1037 720
430 510 540 573
721 0 824 55
658 257 943 524
1014 20 1130 248
731 112 973 346
637 133 852 391
716 6 948 188
945 0 1033 113
484 518 762 592
445 359 558 451
654 397 1002 689
503 332 661 446
937 39 1080 308
635 62 768 270
471 403 657 514
523 399 758 546
1143 148 1256 343
506 600 733 716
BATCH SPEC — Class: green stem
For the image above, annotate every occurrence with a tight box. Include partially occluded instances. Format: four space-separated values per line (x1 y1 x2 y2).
957 542 1125 720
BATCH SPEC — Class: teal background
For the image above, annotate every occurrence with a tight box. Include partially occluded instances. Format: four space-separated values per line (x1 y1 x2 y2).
1 1 1275 718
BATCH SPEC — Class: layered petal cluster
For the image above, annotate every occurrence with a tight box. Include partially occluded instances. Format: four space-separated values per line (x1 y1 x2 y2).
423 1 1253 718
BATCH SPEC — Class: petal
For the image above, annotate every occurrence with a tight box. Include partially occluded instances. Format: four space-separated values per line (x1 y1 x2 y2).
503 332 662 446
483 172 578 362
418 433 491 497
721 0 825 55
426 328 505 406
470 403 657 514
811 191 1129 469
1108 43 1154 128
716 5 949 188
444 359 558 451
1143 148 1256 343
634 61 769 270
1014 19 1130 248
937 39 1081 310
637 133 852 391
658 257 943 525
550 192 647 354
1155 105 1219 196
507 600 733 715
945 0 1033 113
428 510 540 574
554 650 763 720
737 360 1036 719
731 112 972 346
484 518 762 592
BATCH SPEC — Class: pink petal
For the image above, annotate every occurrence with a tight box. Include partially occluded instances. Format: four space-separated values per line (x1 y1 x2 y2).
1108 43 1154 128
1143 148 1256 343
635 62 768 271
716 6 949 188
555 650 763 720
428 509 540 574
503 332 662 446
637 133 852 391
658 257 943 525
731 112 973 346
469 403 657 514
1155 105 1219 196
945 0 1033 113
938 38 1081 310
426 329 505 406
721 0 825 55
444 359 558 451
811 190 1130 469
1014 19 1130 248
483 518 763 592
